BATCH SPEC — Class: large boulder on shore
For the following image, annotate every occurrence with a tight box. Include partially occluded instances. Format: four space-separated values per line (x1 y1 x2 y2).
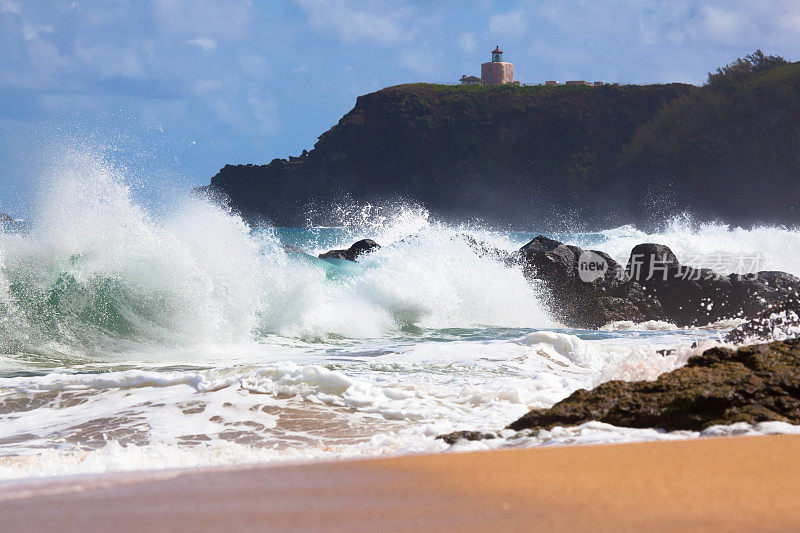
319 239 380 261
519 236 800 329
507 338 800 432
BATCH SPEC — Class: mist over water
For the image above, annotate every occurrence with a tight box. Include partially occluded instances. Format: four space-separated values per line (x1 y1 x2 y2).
1 147 799 480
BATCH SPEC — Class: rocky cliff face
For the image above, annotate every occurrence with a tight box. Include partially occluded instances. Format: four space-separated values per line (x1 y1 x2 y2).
207 82 692 228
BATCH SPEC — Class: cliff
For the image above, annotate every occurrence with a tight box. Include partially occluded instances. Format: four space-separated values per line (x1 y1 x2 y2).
622 58 800 225
207 54 800 228
207 82 691 228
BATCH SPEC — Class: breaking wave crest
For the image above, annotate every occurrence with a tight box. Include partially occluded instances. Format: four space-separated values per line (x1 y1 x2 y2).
0 149 553 358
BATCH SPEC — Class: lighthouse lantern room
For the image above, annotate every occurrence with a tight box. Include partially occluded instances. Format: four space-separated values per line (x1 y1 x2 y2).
491 46 503 63
481 45 514 85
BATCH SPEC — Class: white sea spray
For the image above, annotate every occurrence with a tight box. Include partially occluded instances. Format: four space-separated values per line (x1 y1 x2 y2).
1 147 799 482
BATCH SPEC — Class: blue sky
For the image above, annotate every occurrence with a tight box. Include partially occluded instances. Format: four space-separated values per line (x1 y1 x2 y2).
2 0 800 217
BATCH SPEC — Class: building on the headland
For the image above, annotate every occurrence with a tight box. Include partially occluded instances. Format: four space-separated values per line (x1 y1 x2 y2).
564 80 607 87
459 46 518 86
481 46 515 85
458 47 607 87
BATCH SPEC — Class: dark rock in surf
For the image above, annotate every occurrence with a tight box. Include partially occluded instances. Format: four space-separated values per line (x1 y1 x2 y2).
319 239 380 262
625 243 680 280
508 338 800 432
0 213 11 223
519 235 563 255
625 246 800 327
519 235 644 328
519 236 800 329
435 430 498 445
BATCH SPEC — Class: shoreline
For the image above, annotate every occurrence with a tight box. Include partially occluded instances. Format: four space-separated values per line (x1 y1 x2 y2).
2 435 799 532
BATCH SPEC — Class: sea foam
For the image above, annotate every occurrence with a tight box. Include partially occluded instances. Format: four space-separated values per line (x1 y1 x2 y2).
2 147 799 482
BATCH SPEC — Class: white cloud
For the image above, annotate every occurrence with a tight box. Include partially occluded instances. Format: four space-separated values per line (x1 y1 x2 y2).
187 38 217 51
0 0 20 14
21 24 53 41
398 48 440 76
295 0 411 45
205 88 280 136
192 79 224 94
701 6 746 45
637 18 657 46
247 96 280 134
74 43 146 78
458 32 476 52
150 0 253 40
696 1 800 47
489 9 527 37
237 51 270 78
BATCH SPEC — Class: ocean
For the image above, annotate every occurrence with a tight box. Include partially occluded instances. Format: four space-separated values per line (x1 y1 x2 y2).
2 151 800 480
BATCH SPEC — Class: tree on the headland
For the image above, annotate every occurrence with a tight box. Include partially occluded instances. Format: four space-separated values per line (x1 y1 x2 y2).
707 49 789 88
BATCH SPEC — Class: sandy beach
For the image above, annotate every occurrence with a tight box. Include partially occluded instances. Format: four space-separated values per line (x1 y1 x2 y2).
2 434 799 532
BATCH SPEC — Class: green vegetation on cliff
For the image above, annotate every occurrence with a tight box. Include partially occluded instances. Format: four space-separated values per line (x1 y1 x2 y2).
209 52 799 228
623 51 800 224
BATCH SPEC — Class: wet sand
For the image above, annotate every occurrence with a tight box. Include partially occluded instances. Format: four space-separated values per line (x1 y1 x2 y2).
1 435 799 532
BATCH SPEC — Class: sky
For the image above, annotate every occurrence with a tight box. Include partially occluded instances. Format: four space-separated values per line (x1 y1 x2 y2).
2 0 800 217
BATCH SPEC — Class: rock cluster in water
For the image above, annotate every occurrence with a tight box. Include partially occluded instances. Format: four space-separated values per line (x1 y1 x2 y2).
517 235 800 329
324 235 800 331
507 338 800 432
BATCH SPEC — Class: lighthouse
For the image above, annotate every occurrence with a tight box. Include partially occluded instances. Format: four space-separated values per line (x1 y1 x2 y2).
481 45 514 86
